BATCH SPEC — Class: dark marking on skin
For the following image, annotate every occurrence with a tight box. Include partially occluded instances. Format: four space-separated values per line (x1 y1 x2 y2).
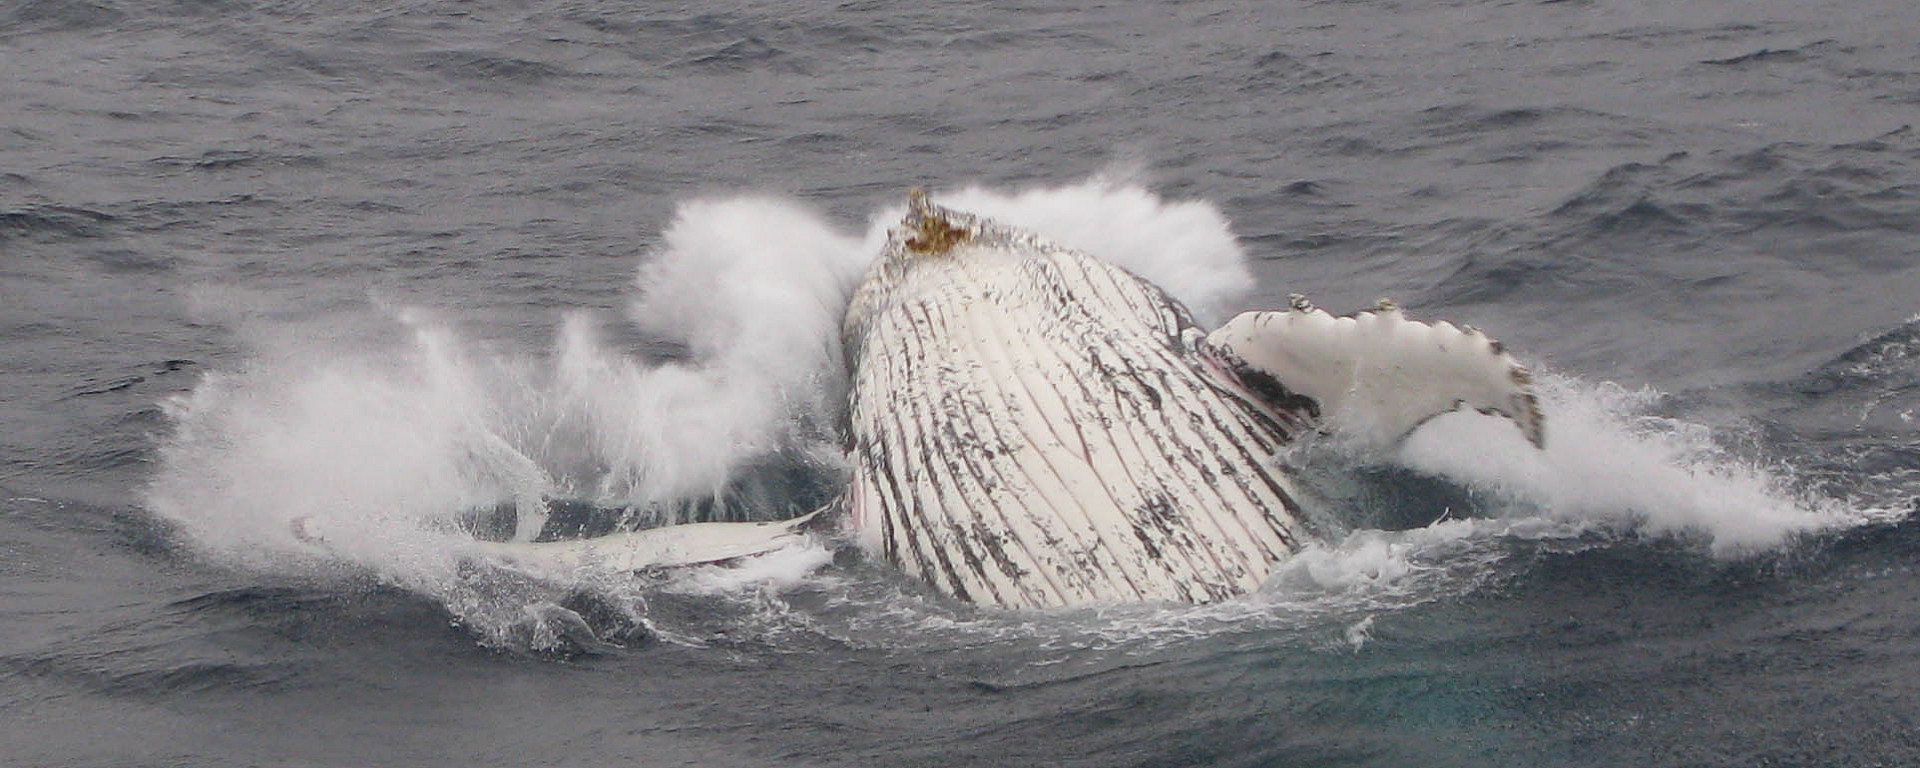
896 303 994 604
967 275 1154 601
1076 334 1241 587
948 522 992 586
919 390 1001 594
1186 343 1316 441
1037 357 1158 596
1230 365 1321 422
1132 524 1163 560
903 426 974 603
1138 492 1181 536
919 294 1090 604
1149 284 1203 347
1093 335 1270 545
867 333 948 595
871 444 898 564
1046 275 1077 313
1128 325 1297 453
1147 347 1297 554
1159 364 1303 554
877 449 917 573
971 521 1028 578
1205 376 1296 452
1067 269 1298 571
932 288 1103 605
1127 492 1184 571
941 415 1035 585
1187 395 1304 552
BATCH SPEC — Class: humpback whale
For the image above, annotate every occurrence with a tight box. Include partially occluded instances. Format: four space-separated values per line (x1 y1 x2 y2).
397 192 1546 609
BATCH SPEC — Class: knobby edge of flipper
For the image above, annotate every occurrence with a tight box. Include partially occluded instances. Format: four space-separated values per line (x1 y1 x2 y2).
1204 296 1545 450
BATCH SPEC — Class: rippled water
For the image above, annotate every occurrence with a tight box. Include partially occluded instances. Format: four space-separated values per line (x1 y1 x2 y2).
4 0 1918 765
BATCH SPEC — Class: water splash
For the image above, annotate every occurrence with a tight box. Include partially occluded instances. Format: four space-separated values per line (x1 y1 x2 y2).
1397 374 1889 554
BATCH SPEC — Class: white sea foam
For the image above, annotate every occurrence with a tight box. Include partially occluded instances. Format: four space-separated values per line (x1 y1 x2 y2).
1342 615 1375 653
146 197 872 638
657 539 838 597
557 194 869 506
1397 374 1872 555
1226 373 1882 616
146 320 522 576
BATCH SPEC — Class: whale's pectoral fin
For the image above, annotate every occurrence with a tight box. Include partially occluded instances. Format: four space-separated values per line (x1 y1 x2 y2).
295 507 829 577
1204 297 1545 449
471 507 828 576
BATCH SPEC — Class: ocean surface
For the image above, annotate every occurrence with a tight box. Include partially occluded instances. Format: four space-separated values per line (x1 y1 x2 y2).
4 0 1919 765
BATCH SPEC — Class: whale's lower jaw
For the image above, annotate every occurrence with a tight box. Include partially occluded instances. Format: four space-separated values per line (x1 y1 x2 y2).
845 225 1308 610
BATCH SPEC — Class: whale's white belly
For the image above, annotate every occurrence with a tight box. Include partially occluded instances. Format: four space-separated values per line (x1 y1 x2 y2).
845 240 1307 609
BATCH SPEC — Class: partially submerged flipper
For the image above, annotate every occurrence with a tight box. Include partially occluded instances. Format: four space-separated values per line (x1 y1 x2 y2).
292 508 826 576
468 508 826 575
1204 297 1545 449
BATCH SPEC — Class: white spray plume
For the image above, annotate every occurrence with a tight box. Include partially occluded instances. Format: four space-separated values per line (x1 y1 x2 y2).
1397 375 1867 555
572 195 871 504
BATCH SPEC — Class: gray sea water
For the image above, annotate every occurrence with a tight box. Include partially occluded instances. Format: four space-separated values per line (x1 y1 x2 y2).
4 0 1919 765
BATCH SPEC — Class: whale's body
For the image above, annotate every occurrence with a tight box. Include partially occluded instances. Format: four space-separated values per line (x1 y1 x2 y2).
839 201 1315 608
444 193 1544 610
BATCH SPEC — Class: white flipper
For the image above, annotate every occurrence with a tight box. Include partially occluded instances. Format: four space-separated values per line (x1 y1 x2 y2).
292 509 823 576
470 510 823 575
1205 300 1545 449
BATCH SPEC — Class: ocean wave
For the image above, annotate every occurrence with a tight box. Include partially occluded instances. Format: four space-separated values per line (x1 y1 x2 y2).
0 204 116 242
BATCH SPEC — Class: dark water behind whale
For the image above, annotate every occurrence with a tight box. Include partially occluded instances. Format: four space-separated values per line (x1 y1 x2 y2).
4 0 1920 765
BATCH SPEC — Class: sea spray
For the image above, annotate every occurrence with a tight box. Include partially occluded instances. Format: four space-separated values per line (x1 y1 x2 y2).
145 196 875 646
1397 373 1869 554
